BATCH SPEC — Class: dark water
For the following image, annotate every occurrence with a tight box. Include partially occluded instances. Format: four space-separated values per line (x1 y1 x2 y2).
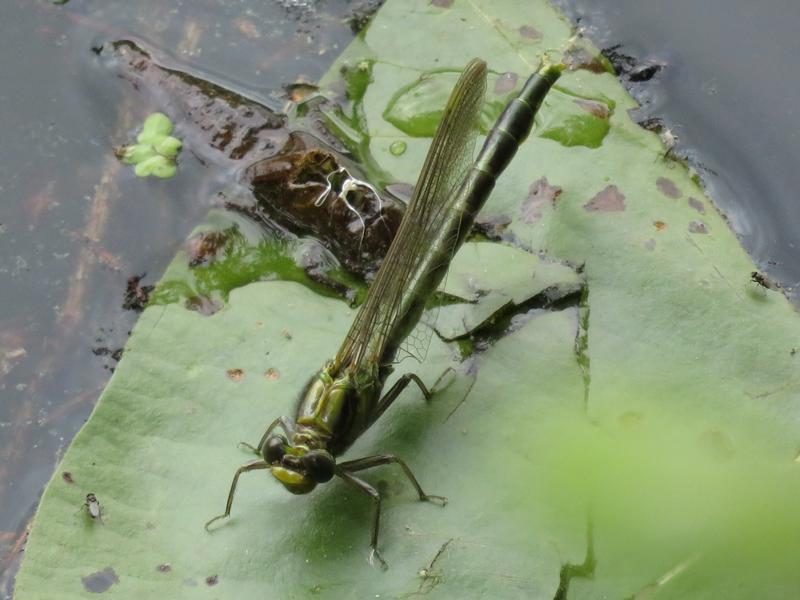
0 0 362 594
1 0 798 595
556 0 800 300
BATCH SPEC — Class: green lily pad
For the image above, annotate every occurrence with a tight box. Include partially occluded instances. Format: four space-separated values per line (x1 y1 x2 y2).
428 241 582 340
15 0 800 598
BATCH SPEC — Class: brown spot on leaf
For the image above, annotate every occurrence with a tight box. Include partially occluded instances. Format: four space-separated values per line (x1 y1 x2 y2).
644 238 656 251
265 368 280 381
656 176 681 198
62 471 75 484
494 72 518 95
226 368 245 382
519 24 542 39
281 328 293 340
430 0 452 7
584 185 625 212
688 220 708 234
206 575 219 586
156 563 172 573
687 197 705 214
574 99 610 119
521 178 562 224
81 567 119 593
653 220 667 231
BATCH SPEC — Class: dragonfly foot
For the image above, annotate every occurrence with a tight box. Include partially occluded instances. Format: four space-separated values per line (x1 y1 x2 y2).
423 494 448 507
237 441 260 455
204 514 230 532
368 547 389 571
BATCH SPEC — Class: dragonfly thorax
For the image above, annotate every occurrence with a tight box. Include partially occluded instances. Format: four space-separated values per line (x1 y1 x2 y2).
295 362 361 445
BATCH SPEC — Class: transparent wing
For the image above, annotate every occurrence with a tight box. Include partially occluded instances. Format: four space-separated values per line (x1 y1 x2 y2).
335 59 487 375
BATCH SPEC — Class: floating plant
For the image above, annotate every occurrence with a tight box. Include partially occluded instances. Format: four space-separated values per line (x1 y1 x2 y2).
116 112 182 178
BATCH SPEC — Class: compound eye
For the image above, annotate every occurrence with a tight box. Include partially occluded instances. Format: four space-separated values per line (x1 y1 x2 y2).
302 449 335 483
263 435 287 464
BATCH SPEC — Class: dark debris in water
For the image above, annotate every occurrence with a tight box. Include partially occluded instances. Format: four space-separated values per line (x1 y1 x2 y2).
628 63 661 82
348 0 384 34
240 132 404 278
91 346 124 362
81 567 118 593
122 274 153 312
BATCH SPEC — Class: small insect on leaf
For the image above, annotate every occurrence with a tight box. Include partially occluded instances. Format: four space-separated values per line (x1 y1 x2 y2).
84 493 103 523
751 271 781 291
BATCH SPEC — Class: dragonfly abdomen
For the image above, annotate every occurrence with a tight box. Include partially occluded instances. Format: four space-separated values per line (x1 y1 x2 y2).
474 68 560 180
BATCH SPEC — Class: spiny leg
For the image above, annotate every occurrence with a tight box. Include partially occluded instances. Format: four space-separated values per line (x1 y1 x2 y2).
238 416 296 456
337 454 447 568
205 460 270 530
338 471 387 570
338 454 447 505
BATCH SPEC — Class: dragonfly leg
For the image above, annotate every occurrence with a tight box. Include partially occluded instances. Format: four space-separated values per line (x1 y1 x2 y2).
373 368 455 421
338 454 447 505
238 416 295 455
337 455 447 568
338 471 388 570
205 460 270 530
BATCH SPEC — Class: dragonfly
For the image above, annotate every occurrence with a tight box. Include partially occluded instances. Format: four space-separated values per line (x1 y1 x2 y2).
206 56 563 568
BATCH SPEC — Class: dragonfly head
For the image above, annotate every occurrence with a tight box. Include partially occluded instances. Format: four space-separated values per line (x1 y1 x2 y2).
263 434 336 495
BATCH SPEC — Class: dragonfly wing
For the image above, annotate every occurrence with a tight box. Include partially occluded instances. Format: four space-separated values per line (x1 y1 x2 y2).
336 58 488 379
